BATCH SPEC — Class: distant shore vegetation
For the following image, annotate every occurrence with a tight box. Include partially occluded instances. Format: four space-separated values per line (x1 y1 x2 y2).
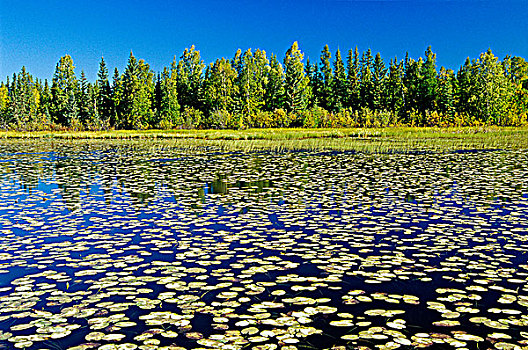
1 42 527 131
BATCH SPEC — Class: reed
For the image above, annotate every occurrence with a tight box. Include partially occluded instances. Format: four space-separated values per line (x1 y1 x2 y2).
1 127 527 152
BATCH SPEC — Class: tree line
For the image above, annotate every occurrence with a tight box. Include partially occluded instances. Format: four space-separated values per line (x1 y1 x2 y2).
1 42 527 130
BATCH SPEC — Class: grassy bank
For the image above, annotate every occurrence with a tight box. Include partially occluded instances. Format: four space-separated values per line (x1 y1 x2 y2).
1 127 527 151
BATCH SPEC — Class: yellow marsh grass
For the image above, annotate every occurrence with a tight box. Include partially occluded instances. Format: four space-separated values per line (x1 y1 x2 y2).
1 127 527 152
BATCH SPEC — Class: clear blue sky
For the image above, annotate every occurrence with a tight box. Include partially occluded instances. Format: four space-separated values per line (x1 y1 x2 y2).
1 0 527 82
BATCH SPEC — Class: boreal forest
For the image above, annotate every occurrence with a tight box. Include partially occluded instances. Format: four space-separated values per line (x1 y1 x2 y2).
1 42 527 130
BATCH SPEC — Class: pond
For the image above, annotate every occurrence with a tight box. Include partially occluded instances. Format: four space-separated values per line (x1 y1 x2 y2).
0 140 527 350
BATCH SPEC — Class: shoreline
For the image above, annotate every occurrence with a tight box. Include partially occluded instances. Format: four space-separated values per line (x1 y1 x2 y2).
1 127 527 152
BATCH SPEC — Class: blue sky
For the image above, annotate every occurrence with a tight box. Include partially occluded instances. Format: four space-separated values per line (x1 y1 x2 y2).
1 0 527 82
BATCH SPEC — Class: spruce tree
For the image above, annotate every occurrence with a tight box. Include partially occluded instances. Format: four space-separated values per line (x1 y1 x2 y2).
96 57 112 125
372 52 387 111
9 67 40 126
304 58 318 108
359 49 374 109
419 46 438 114
283 42 310 115
403 57 423 122
51 55 79 126
437 67 456 119
40 80 52 123
78 70 91 126
318 45 333 111
264 54 285 111
157 57 181 128
345 47 360 110
456 57 475 118
333 48 346 111
111 68 122 127
386 57 405 117
119 52 155 129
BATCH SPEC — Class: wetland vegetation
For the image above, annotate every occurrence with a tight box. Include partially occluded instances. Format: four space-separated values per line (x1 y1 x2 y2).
0 139 527 349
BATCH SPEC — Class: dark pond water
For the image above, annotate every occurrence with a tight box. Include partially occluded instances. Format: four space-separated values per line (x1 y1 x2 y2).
0 140 528 350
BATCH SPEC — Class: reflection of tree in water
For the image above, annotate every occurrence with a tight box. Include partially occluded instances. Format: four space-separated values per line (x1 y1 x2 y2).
55 158 85 210
0 156 54 193
1 141 527 214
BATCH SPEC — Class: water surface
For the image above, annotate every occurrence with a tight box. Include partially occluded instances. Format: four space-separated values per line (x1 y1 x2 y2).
0 140 527 350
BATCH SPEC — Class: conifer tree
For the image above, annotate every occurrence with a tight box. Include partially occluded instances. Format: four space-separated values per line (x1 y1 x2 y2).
51 55 79 126
39 80 52 122
456 57 475 118
264 54 285 111
96 57 112 125
119 52 155 129
372 52 387 111
9 67 40 126
304 58 318 108
333 48 347 111
78 70 91 125
437 67 456 119
345 47 360 110
157 57 181 128
318 45 333 111
359 49 374 109
386 57 405 116
509 56 528 89
111 68 122 127
283 42 310 115
507 56 528 117
403 56 423 122
419 46 438 113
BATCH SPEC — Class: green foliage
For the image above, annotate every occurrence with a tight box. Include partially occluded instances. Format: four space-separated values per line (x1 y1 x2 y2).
359 49 374 110
7 67 41 127
317 45 333 111
386 58 404 117
181 106 203 129
283 42 310 115
419 46 438 113
204 58 238 120
264 54 285 111
345 48 360 110
2 44 527 131
332 49 347 111
0 83 9 127
96 57 112 127
234 48 269 128
474 49 514 125
78 70 92 126
156 58 181 129
437 67 456 120
118 52 155 129
177 46 205 112
372 52 387 111
403 55 423 123
51 55 79 126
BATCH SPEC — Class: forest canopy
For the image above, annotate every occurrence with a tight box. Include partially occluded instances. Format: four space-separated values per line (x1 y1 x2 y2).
1 42 527 130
